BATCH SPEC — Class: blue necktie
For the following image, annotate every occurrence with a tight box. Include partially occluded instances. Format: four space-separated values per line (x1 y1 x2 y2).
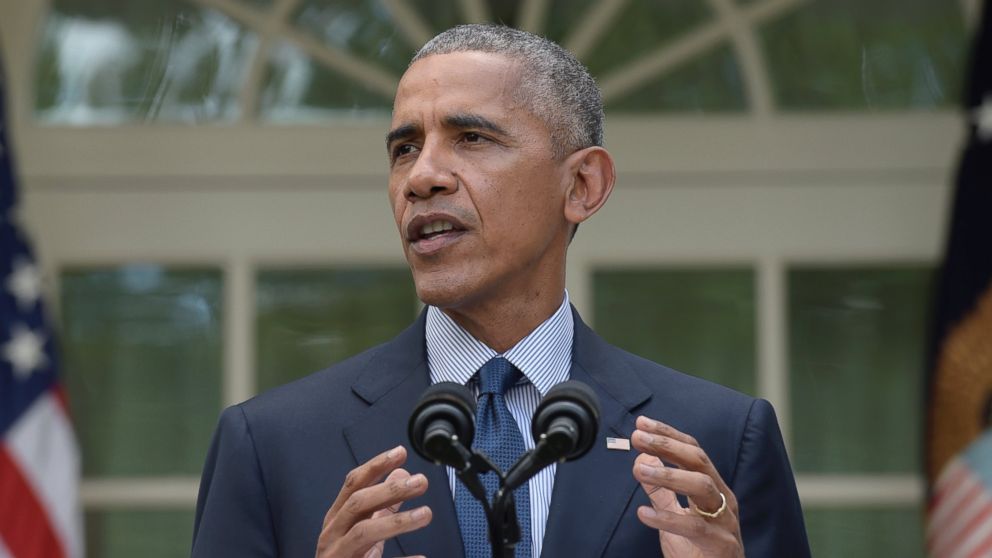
455 357 532 558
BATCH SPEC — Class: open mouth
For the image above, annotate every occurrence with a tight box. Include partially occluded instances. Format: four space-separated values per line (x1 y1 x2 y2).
418 220 458 240
407 216 467 253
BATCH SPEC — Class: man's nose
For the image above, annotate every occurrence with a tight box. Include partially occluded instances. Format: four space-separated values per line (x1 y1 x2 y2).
404 142 457 200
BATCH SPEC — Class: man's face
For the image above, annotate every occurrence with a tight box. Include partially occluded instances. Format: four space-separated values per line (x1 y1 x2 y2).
387 51 573 312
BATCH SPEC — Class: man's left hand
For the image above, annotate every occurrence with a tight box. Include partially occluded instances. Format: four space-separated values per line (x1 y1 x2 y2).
631 416 745 558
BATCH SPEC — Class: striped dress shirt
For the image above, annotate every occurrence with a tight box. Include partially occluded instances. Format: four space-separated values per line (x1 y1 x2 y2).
426 293 573 558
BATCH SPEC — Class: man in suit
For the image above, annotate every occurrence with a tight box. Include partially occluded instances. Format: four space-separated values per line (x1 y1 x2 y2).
192 24 810 558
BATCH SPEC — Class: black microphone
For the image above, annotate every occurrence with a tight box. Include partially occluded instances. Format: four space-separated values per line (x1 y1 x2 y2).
532 380 600 460
408 382 476 469
503 380 600 490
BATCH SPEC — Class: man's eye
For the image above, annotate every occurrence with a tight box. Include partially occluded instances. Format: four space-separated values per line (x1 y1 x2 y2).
463 132 484 143
392 144 417 159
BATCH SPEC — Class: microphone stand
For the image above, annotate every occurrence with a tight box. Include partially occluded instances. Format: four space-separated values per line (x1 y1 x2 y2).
454 435 567 558
447 439 524 558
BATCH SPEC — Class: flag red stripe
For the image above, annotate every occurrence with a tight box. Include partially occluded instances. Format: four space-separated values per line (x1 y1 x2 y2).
0 446 66 558
928 481 984 545
968 529 992 558
935 499 992 558
930 461 967 513
51 384 70 417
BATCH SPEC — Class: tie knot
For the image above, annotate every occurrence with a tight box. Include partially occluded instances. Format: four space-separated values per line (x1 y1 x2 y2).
478 357 520 396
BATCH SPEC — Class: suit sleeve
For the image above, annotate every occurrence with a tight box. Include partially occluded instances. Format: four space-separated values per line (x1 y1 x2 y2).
191 405 279 558
732 398 811 557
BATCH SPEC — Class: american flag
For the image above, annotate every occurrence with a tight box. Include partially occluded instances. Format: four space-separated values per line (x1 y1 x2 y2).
925 1 992 557
0 58 83 556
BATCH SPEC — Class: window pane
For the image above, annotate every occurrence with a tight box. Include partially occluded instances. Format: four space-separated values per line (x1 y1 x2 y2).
760 0 965 110
805 507 924 558
255 268 416 392
593 269 756 395
408 0 462 34
61 266 222 476
544 0 597 46
86 510 194 558
789 266 933 473
487 0 524 26
577 0 712 77
239 0 273 8
259 41 393 120
292 0 414 75
607 44 747 112
36 0 258 124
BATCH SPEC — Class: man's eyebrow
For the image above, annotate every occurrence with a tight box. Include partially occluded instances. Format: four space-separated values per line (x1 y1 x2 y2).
444 114 508 136
385 124 419 149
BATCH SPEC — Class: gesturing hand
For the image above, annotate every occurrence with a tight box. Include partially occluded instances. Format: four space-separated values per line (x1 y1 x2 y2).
316 445 433 558
631 416 745 558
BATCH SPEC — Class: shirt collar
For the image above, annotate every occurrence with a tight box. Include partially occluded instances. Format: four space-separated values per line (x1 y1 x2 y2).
426 291 573 397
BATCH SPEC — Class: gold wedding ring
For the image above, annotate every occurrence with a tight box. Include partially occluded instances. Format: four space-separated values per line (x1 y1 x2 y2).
692 491 727 519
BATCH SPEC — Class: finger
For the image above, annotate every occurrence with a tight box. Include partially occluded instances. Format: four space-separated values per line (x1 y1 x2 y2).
636 416 700 446
632 417 738 512
327 446 407 521
375 469 413 514
334 506 433 558
637 506 740 551
331 470 428 539
633 417 716 477
633 457 727 519
633 453 682 513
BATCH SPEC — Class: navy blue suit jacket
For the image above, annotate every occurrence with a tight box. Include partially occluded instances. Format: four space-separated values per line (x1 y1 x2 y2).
192 309 810 557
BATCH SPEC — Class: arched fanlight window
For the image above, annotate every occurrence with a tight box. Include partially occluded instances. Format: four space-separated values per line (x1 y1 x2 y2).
33 0 967 123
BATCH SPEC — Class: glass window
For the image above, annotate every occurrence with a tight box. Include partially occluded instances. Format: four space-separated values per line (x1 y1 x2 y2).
60 266 222 477
259 41 393 120
486 0 524 26
35 0 257 124
607 44 747 112
255 267 416 392
789 266 933 473
292 0 415 75
592 268 756 395
578 0 712 77
85 510 195 558
239 0 274 9
760 0 965 110
543 0 597 46
804 507 924 558
407 0 462 33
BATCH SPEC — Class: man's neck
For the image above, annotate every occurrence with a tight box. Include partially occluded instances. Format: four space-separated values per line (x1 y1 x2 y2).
439 288 566 353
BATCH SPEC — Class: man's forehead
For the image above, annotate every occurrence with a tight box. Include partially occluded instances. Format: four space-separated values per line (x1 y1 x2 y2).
396 52 522 96
392 53 528 119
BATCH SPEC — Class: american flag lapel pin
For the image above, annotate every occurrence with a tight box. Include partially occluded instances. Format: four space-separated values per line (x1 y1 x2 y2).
606 437 631 451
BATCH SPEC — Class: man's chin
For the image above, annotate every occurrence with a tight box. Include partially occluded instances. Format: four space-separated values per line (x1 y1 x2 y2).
414 283 462 309
413 274 479 310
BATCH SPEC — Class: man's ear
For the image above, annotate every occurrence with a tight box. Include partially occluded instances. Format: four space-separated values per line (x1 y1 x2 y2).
563 146 616 226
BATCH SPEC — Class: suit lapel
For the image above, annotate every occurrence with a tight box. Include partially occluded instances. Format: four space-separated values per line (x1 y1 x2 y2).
342 312 464 558
540 310 652 557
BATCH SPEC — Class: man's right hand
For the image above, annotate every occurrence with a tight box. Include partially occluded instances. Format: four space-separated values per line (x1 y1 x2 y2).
315 445 433 558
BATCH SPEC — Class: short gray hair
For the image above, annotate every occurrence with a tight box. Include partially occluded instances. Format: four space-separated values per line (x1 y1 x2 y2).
411 24 604 158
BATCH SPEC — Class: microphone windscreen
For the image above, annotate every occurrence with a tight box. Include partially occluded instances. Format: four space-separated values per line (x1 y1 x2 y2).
408 382 476 462
532 380 600 460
